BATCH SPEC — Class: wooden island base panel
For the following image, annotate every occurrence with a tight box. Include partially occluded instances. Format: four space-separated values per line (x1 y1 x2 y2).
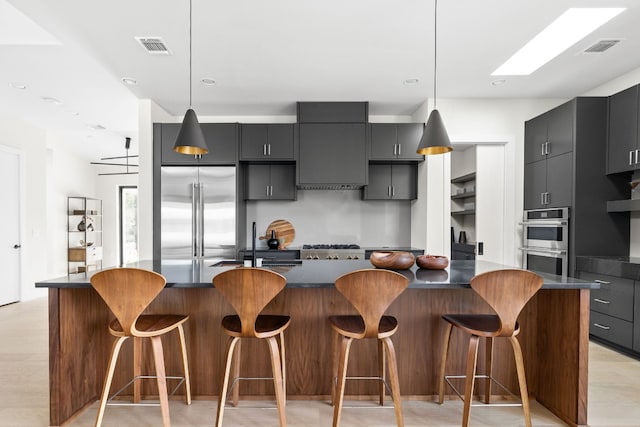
38 260 594 427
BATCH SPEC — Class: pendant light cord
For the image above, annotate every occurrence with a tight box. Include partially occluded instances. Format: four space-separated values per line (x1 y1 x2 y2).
189 0 193 109
433 0 438 110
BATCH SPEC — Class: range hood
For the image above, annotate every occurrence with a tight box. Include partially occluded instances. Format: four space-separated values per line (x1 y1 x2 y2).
296 102 368 190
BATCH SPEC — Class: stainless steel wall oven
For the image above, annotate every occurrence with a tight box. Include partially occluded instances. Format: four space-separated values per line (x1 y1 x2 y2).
521 207 569 278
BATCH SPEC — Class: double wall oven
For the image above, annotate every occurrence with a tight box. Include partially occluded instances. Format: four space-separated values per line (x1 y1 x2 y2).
521 207 569 278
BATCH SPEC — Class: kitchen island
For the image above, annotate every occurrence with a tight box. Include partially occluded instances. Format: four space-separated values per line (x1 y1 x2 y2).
37 259 595 426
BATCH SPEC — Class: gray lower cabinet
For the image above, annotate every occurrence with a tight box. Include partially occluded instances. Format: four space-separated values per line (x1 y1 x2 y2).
159 123 237 165
370 123 424 161
240 124 295 161
245 164 296 200
298 123 367 188
363 164 417 200
578 271 635 351
607 85 640 174
451 243 475 260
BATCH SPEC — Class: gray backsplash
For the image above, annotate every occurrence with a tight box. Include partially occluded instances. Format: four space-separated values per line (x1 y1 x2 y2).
245 190 412 248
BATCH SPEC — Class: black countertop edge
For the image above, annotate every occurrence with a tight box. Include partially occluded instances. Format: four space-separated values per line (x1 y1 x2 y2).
576 256 640 280
37 259 597 290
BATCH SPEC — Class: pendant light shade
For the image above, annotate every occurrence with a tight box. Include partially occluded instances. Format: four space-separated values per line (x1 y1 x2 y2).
416 109 451 155
174 108 208 155
416 0 452 156
173 0 208 155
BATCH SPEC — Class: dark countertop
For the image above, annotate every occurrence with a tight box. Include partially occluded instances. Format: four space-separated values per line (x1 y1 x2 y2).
576 256 640 280
37 259 596 290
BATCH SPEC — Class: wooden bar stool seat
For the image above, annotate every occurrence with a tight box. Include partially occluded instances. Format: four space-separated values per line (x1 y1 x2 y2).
90 267 192 427
213 267 289 427
438 269 543 427
329 268 409 427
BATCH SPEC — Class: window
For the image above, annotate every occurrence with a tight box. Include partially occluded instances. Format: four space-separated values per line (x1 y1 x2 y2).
119 186 138 265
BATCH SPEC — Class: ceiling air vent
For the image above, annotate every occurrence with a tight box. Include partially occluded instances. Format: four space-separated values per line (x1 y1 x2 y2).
582 39 621 54
135 37 171 55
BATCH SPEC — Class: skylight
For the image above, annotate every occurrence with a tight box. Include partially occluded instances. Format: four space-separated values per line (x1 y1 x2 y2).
492 8 625 76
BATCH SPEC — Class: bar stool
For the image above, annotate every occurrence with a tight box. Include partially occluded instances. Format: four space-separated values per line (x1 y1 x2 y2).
437 269 543 427
213 267 289 427
329 269 409 427
90 267 191 427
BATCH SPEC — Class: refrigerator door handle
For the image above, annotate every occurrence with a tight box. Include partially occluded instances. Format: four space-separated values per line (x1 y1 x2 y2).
191 182 198 257
199 182 205 257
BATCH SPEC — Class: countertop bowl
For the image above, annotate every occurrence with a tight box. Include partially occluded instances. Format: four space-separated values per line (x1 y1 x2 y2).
416 254 449 270
370 251 415 270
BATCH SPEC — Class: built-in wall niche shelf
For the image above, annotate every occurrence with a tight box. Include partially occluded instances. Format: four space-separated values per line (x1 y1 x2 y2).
451 172 476 184
607 199 640 212
451 191 476 200
451 209 476 216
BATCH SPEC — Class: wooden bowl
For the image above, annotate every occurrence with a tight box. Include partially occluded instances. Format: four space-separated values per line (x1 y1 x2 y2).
416 254 449 270
370 251 415 270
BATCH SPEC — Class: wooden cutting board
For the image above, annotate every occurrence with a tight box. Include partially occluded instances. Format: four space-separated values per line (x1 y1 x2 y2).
259 219 295 248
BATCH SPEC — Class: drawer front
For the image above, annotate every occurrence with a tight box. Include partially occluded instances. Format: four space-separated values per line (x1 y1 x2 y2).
590 311 633 348
578 272 634 321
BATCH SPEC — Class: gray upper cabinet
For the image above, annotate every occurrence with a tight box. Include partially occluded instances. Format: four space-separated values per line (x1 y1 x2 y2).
363 164 417 200
240 124 295 161
524 101 573 164
607 85 639 174
298 123 367 188
525 152 573 209
370 123 424 161
245 164 296 200
160 123 237 165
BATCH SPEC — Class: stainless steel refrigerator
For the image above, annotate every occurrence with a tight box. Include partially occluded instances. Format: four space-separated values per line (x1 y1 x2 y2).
160 166 236 261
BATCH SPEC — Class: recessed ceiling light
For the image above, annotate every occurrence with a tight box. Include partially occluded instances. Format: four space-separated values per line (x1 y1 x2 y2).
201 78 216 85
121 77 138 86
491 79 506 86
41 96 62 105
88 124 106 131
403 78 419 86
66 111 80 116
492 7 625 76
9 82 27 90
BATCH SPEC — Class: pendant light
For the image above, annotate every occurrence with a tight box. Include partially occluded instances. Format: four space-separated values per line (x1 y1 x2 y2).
416 0 452 155
173 0 208 155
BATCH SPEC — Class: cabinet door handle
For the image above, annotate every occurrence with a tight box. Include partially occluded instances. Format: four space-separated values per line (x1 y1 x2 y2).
541 193 545 206
392 186 395 197
397 143 401 156
541 143 545 156
270 185 273 197
592 323 611 331
263 144 267 156
593 298 611 305
388 186 392 197
630 150 635 166
546 141 550 155
636 149 639 165
545 192 550 205
266 186 270 197
267 144 271 156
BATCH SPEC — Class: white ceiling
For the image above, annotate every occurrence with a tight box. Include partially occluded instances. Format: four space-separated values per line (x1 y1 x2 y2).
2 0 640 160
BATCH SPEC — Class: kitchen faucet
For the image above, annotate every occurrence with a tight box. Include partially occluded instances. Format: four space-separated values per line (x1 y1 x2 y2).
251 221 257 267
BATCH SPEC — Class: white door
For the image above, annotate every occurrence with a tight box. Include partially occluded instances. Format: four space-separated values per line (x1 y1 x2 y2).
0 148 21 305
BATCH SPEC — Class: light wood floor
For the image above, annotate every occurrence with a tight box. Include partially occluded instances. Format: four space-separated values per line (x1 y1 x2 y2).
2 297 640 426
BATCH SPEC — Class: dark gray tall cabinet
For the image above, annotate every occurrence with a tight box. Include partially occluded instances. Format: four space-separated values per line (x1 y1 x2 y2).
523 97 629 276
607 85 640 174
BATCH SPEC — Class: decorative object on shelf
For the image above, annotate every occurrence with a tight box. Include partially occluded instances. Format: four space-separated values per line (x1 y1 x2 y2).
458 231 467 244
416 0 451 156
90 137 139 176
451 226 455 242
77 216 89 231
259 219 295 249
631 180 640 190
173 0 208 156
416 254 449 270
267 229 279 249
370 251 415 270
